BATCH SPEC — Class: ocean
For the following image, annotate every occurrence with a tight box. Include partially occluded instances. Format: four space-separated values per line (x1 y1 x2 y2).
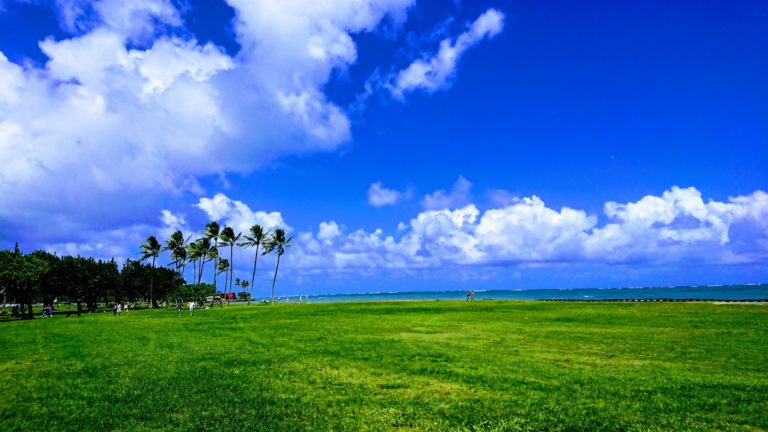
271 284 768 303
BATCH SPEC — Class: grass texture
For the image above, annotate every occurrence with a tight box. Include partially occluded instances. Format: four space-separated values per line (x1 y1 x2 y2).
1 301 766 431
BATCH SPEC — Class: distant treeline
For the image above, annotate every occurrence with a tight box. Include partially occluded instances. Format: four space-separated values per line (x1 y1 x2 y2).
0 244 212 319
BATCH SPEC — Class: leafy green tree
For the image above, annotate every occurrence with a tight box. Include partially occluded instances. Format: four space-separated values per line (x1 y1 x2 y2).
262 229 293 304
239 224 268 305
120 259 151 303
165 283 215 306
140 236 162 308
30 250 63 307
0 248 50 319
219 226 241 297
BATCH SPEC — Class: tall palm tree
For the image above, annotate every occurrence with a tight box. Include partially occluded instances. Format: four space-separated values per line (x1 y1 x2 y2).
217 258 230 301
164 230 189 280
262 228 292 304
204 241 218 287
187 240 203 286
171 247 188 281
203 222 221 293
239 224 268 304
190 237 214 287
219 226 241 297
139 235 161 308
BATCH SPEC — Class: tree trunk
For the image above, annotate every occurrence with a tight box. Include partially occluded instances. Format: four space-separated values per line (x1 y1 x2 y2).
213 254 218 294
149 256 155 308
271 254 281 304
229 245 234 297
224 268 229 304
198 253 205 287
250 245 259 305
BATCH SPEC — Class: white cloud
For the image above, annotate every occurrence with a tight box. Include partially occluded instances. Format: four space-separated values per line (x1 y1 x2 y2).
196 193 288 234
475 196 596 263
317 221 342 243
35 187 768 280
367 181 409 206
388 8 504 97
0 0 419 246
422 176 472 210
286 186 768 271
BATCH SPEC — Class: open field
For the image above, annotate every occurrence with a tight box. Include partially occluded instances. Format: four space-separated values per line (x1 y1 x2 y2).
1 301 766 431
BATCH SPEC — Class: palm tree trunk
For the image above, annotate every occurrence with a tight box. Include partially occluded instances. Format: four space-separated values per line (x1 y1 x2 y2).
149 256 155 309
271 254 281 304
223 271 228 302
213 257 218 293
198 252 206 287
229 245 234 296
250 246 259 304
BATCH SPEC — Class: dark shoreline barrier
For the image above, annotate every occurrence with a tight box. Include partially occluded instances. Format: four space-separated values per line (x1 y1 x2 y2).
542 298 768 302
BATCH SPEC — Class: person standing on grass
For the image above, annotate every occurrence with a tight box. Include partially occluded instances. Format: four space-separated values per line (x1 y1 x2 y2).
117 303 122 316
189 301 194 316
176 301 181 317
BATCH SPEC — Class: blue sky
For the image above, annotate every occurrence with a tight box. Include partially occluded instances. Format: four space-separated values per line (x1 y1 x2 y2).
0 0 766 295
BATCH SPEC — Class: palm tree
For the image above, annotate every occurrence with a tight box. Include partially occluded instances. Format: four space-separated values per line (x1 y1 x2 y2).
164 230 190 280
219 226 241 297
189 237 214 287
239 224 268 305
187 240 203 286
204 241 218 287
139 235 161 308
262 228 292 304
171 247 188 281
217 258 230 302
203 222 221 293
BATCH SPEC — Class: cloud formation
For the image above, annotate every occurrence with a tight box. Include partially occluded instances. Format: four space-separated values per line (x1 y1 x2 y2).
367 181 409 207
388 8 504 97
422 176 473 210
36 187 768 281
291 186 768 270
196 193 288 234
0 0 418 242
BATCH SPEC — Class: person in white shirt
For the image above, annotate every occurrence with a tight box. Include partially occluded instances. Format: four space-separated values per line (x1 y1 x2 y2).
188 301 194 316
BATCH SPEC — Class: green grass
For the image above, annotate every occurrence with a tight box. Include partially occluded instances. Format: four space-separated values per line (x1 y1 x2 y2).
1 301 766 431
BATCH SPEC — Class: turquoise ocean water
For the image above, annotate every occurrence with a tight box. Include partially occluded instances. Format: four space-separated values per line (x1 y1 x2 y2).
272 284 768 303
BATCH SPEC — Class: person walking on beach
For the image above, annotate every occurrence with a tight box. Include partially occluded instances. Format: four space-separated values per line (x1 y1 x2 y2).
188 301 194 316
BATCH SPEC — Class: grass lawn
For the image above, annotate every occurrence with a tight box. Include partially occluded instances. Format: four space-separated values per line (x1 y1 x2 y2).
1 301 766 431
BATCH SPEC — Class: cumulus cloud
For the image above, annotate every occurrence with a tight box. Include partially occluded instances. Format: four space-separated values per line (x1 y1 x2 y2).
388 8 504 97
38 187 765 279
367 181 409 206
196 193 288 234
286 187 768 271
422 176 472 210
0 0 418 246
